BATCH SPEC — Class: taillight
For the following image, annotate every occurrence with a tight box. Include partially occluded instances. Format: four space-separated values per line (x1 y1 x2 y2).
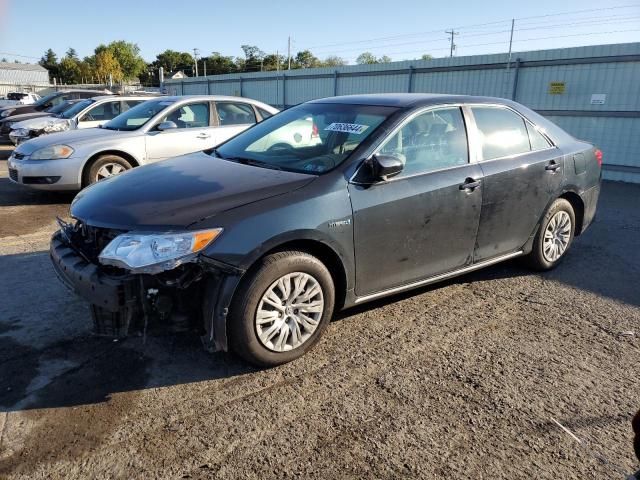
594 148 603 167
311 123 319 138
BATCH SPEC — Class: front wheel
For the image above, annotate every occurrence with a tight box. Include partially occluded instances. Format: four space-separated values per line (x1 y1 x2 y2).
524 198 575 271
83 154 132 187
228 251 335 367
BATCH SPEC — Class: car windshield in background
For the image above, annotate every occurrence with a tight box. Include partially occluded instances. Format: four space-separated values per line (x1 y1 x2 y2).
59 99 93 119
35 92 59 106
46 101 77 114
213 103 396 174
102 99 171 131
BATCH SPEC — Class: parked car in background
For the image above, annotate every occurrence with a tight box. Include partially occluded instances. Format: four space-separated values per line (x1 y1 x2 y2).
0 89 111 121
0 99 85 143
0 92 41 107
8 95 278 189
49 93 601 366
9 95 155 145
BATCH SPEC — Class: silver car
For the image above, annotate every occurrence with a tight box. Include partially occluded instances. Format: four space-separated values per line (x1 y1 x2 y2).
7 95 278 190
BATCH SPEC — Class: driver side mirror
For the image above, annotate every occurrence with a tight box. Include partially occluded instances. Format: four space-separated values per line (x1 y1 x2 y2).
157 121 177 132
371 153 404 180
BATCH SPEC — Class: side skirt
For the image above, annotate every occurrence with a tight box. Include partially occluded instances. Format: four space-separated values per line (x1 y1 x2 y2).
353 250 524 304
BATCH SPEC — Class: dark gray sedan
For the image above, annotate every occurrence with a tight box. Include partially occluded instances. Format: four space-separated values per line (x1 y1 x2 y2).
50 94 601 366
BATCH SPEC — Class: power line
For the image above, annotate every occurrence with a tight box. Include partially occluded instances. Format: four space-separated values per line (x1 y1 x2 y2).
298 4 640 52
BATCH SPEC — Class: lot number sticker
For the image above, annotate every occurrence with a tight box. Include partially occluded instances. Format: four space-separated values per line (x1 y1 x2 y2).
325 123 370 134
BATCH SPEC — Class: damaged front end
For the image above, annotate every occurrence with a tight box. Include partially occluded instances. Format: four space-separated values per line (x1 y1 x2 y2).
50 218 242 351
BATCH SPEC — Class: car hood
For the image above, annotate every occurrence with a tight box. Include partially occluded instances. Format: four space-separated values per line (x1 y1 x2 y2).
12 115 69 131
14 127 121 155
1 111 50 124
71 151 316 230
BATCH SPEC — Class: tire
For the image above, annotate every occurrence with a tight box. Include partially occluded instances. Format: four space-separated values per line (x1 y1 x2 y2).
228 250 335 367
524 198 576 271
83 154 132 187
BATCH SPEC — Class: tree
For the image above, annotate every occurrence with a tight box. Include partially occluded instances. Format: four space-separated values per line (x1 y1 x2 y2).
323 55 347 67
39 48 59 80
203 52 237 75
240 45 265 71
154 49 193 73
356 52 378 64
94 50 123 83
294 50 320 69
95 41 145 81
58 56 81 84
378 55 392 63
421 54 433 60
66 48 79 61
262 53 286 71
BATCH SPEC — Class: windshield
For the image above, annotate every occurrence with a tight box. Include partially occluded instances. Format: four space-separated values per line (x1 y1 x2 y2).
59 99 93 119
47 100 78 115
102 99 173 131
213 103 396 174
35 92 59 107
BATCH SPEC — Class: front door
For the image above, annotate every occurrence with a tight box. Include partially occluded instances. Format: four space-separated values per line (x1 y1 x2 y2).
469 105 564 261
145 101 216 162
348 106 483 296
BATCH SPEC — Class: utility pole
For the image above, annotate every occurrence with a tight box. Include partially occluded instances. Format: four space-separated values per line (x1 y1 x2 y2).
505 19 515 97
445 29 458 57
287 36 292 70
203 60 207 77
276 50 280 71
193 48 200 77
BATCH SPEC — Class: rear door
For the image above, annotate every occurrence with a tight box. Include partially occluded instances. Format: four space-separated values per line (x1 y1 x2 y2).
212 101 258 145
348 106 483 296
144 101 215 162
469 105 563 261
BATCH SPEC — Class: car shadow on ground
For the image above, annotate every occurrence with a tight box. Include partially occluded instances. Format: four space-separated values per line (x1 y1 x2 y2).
0 178 76 207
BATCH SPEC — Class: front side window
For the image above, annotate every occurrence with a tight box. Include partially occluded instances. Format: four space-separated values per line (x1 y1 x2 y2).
472 106 530 160
214 103 395 174
379 107 469 176
82 101 121 121
216 102 256 126
159 102 210 129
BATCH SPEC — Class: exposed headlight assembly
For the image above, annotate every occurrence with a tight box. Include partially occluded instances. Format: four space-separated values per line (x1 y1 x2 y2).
30 144 74 160
43 120 71 133
10 128 29 138
98 229 223 273
1 109 15 118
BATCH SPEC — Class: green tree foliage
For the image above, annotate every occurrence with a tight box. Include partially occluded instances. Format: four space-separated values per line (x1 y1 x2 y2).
203 52 237 75
294 50 320 69
39 48 59 80
154 49 193 73
239 45 266 72
94 50 124 83
323 55 347 67
95 41 146 81
356 52 379 64
421 54 433 60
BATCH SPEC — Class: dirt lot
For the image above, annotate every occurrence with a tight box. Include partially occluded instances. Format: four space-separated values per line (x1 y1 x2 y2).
0 143 638 479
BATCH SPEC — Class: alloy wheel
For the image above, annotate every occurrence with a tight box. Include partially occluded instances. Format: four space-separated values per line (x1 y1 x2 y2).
95 163 126 181
543 210 572 262
255 272 324 352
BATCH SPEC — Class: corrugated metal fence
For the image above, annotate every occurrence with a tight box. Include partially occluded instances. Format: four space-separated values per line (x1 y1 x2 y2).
166 42 640 183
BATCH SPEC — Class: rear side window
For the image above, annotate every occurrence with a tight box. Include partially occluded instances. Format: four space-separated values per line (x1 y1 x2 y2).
258 107 274 120
216 102 257 126
526 122 552 151
472 107 530 160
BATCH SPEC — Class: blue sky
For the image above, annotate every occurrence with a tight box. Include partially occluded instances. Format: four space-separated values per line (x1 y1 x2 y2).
0 0 639 64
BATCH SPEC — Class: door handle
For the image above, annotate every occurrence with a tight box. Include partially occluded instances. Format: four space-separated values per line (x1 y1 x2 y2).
459 178 481 191
545 161 561 172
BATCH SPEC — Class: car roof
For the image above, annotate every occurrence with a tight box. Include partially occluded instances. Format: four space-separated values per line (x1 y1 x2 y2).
309 93 518 108
89 95 155 101
159 95 271 105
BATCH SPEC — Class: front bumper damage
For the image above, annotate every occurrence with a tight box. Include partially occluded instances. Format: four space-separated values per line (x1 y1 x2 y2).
50 228 243 351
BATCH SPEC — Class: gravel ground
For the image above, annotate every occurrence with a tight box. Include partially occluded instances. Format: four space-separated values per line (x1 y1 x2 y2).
0 145 638 479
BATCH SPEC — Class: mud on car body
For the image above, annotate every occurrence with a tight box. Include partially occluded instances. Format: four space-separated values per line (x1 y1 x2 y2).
50 94 602 366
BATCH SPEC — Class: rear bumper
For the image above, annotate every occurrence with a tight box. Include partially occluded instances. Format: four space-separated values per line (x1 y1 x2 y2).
50 232 136 312
579 182 600 233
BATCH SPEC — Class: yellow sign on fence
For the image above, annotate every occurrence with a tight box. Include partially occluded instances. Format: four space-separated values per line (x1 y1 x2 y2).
549 82 566 94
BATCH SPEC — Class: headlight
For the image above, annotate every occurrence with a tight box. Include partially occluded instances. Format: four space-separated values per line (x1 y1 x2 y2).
10 128 29 138
1 109 14 118
30 144 74 160
43 120 70 133
98 228 223 273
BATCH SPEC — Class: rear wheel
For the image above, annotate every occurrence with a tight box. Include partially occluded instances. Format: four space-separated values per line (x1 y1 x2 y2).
228 250 335 367
524 198 575 271
83 154 132 187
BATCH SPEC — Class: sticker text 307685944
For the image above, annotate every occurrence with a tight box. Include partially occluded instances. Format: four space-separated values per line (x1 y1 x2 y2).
324 123 370 134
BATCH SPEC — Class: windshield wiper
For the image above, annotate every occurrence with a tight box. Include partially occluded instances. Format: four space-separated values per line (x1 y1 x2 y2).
212 150 282 170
